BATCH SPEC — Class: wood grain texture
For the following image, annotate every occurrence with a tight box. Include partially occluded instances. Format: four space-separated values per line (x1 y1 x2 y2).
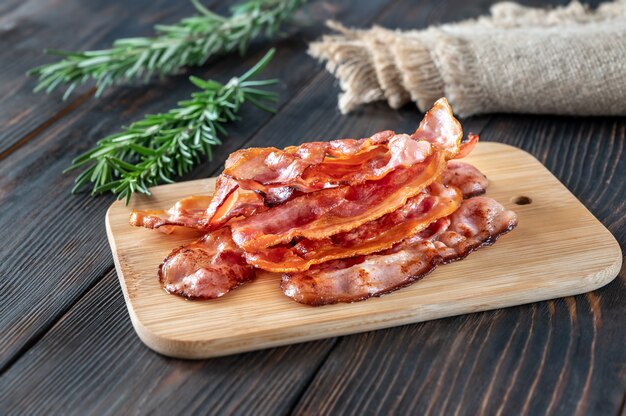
1 0 624 414
0 270 336 415
0 0 198 157
106 142 621 358
0 0 395 370
291 114 626 415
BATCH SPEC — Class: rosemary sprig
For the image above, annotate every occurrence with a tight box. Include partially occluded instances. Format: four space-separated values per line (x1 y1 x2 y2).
66 49 278 204
28 0 305 99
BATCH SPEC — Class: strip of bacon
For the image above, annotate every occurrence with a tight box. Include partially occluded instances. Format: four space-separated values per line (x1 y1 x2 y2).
222 98 465 205
281 197 518 305
130 191 266 231
129 160 486 232
129 176 239 231
245 182 462 272
227 133 429 194
411 98 463 158
224 130 396 190
130 195 213 230
442 160 488 199
159 227 255 299
130 97 473 230
203 175 240 223
230 146 446 251
454 133 479 160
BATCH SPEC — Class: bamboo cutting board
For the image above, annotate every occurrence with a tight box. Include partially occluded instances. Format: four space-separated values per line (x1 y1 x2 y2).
106 142 622 359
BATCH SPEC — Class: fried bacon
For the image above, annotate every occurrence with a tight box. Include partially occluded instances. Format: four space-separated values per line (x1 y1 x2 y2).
129 96 517 305
222 98 463 205
159 227 255 299
130 195 213 231
244 182 462 272
411 98 463 158
129 187 266 232
281 197 518 305
226 134 429 195
224 129 396 189
129 158 485 233
230 147 445 251
442 160 488 199
203 175 240 223
454 133 479 160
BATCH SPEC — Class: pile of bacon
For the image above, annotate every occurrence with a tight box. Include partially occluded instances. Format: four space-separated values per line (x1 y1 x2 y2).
130 98 518 305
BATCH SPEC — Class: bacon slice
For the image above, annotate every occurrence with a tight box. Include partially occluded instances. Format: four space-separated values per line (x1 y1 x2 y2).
281 197 518 305
226 133 428 195
442 160 488 198
411 98 463 158
159 227 255 299
130 195 213 230
130 191 266 231
131 97 471 231
245 183 462 272
224 130 396 190
203 174 240 223
222 98 465 205
454 133 479 160
129 159 485 232
230 147 446 251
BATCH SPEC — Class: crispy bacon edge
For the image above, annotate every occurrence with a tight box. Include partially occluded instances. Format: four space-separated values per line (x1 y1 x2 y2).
222 98 465 205
244 183 462 272
158 227 256 300
230 147 446 251
281 197 518 305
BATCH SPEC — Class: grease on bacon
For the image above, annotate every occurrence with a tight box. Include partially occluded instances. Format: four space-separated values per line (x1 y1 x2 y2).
159 227 255 299
128 97 516 304
244 182 462 272
222 98 465 206
281 197 518 305
230 147 445 251
442 160 488 199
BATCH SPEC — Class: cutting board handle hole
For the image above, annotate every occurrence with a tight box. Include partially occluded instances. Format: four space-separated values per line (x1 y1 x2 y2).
512 196 532 205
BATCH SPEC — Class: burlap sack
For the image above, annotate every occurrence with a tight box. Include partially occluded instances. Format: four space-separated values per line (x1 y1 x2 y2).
309 1 626 117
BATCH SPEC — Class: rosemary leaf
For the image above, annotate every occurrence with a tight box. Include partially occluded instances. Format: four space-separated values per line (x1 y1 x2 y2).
28 0 306 98
68 49 278 203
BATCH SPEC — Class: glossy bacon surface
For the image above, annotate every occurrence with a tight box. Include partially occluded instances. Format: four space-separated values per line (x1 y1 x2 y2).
224 130 395 190
411 98 463 158
129 190 266 232
281 197 518 305
159 227 255 300
222 98 463 204
129 159 485 233
442 160 488 199
226 133 429 195
130 195 213 231
128 97 517 305
230 147 445 251
245 182 462 272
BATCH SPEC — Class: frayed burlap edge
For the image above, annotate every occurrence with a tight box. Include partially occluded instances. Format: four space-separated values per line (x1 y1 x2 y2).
308 0 626 115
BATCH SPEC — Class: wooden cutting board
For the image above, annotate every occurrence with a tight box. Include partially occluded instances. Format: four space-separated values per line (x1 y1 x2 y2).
106 142 622 359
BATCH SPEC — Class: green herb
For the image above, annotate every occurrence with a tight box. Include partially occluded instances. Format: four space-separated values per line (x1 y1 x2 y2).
28 0 305 99
65 49 278 204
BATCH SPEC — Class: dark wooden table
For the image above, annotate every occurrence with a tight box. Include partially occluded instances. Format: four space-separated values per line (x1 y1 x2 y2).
1 0 624 414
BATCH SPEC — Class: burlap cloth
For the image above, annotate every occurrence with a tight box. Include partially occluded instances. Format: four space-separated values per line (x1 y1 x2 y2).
308 1 626 117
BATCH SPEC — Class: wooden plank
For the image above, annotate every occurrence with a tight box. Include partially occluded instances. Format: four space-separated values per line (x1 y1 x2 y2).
0 0 202 157
291 114 626 415
291 285 626 415
3 1 623 415
0 90 493 414
0 0 398 372
0 0 491 405
0 270 336 415
105 142 620 358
